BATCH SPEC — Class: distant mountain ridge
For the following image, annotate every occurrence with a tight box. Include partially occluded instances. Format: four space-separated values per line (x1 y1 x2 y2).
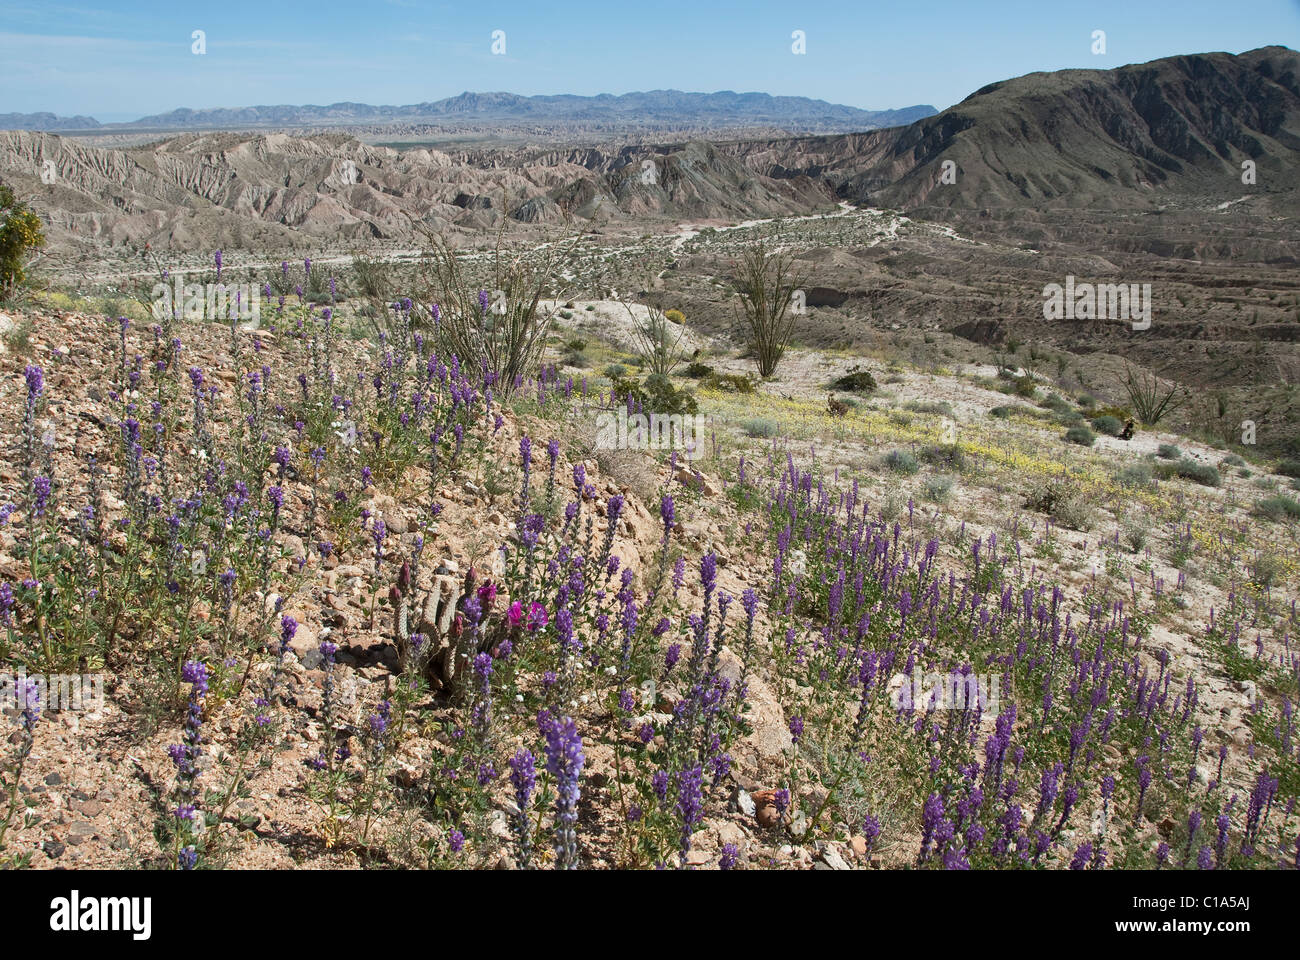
0 91 936 134
0 112 102 131
721 45 1300 211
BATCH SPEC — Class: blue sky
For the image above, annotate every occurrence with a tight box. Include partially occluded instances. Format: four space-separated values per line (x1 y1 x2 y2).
1 0 1296 121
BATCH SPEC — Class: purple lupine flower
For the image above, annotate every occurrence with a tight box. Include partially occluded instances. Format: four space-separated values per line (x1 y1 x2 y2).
789 716 805 744
719 843 739 870
676 765 705 866
862 814 881 856
508 749 537 866
541 713 584 869
30 476 51 516
24 364 43 402
660 494 675 532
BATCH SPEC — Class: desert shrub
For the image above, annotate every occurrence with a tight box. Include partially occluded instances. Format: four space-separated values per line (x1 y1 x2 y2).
905 399 953 417
561 348 589 369
413 228 575 397
1091 415 1123 437
610 374 697 416
740 417 779 438
1156 443 1182 459
922 475 954 503
989 406 1013 419
1253 496 1300 522
1040 394 1073 415
663 309 685 325
1013 376 1037 398
1169 458 1220 487
1121 512 1150 552
1025 478 1094 531
566 337 587 352
918 443 966 471
831 370 877 394
0 181 46 299
684 362 713 379
701 372 755 394
1115 462 1154 488
1122 362 1185 426
878 490 904 521
623 301 687 377
733 235 804 378
1252 553 1284 590
603 363 628 379
1077 394 1096 409
1064 425 1095 447
1275 458 1300 478
883 450 919 474
1221 454 1245 467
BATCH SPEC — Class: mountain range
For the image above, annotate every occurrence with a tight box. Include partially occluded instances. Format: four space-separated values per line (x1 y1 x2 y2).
1 47 1295 254
0 91 936 135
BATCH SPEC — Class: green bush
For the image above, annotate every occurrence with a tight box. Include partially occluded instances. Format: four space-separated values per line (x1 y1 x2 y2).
1253 496 1300 521
603 363 628 379
611 374 697 415
989 406 1013 419
740 417 779 438
831 370 877 394
883 450 920 474
0 181 47 298
1171 458 1220 487
1091 415 1123 437
905 400 953 417
1115 463 1154 488
701 372 756 394
1064 425 1095 447
1156 443 1182 460
684 362 713 379
918 443 966 471
1276 458 1300 478
1024 478 1094 531
922 475 954 503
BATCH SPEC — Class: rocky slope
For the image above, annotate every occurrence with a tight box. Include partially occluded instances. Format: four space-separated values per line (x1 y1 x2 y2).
722 46 1300 213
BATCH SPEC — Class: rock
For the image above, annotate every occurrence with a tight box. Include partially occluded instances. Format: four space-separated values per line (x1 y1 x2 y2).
489 810 511 840
789 810 809 838
752 790 780 829
849 836 868 859
43 839 65 859
736 788 756 817
44 772 62 786
820 842 851 870
66 822 96 845
74 799 104 817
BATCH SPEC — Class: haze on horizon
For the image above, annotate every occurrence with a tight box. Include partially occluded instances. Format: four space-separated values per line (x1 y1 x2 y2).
1 0 1296 122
